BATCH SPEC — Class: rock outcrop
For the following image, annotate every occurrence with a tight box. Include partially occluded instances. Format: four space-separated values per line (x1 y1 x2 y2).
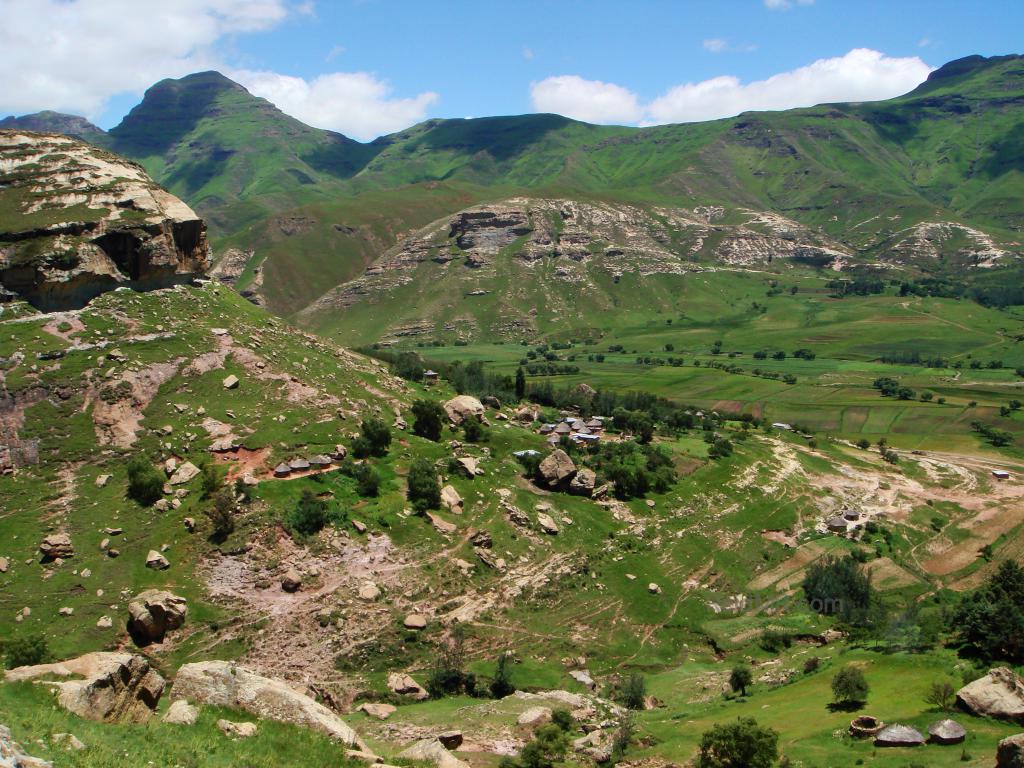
998 733 1024 768
0 724 52 767
127 589 187 645
537 449 577 489
172 660 361 746
398 738 469 768
443 395 484 424
4 652 165 722
957 667 1024 723
0 131 209 311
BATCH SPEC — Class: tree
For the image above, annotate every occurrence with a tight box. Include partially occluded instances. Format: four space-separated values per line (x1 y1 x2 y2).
205 486 236 542
463 418 488 443
411 399 445 442
426 625 474 698
925 680 956 711
490 652 516 698
617 673 646 710
802 555 876 626
515 367 526 400
505 724 571 768
199 461 222 499
697 718 778 768
353 418 391 458
953 559 1024 663
353 464 381 497
831 665 869 706
729 664 753 697
3 633 50 669
286 489 333 538
126 456 164 506
407 458 441 512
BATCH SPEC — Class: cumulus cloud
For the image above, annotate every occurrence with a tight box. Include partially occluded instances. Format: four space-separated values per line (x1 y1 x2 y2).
529 75 643 124
0 0 290 117
232 70 438 141
646 48 932 124
529 50 931 127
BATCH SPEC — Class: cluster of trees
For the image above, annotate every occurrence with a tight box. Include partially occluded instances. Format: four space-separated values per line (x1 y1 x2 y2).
425 627 517 700
802 555 878 629
827 274 886 297
592 442 677 500
952 560 1024 664
522 362 580 376
879 350 949 368
352 417 392 459
972 420 1014 447
872 376 916 401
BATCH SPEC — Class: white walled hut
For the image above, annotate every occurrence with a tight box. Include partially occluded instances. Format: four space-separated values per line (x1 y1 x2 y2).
927 719 966 745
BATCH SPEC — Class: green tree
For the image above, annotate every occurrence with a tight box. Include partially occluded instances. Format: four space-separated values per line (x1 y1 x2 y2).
353 418 391 458
490 652 516 698
617 673 647 710
802 555 876 626
126 456 164 506
353 464 381 497
199 461 222 499
205 486 236 542
515 367 526 400
411 399 445 442
426 625 474 698
463 418 488 443
831 665 869 706
505 724 571 768
697 717 778 768
953 559 1024 663
729 664 752 697
3 633 50 669
407 458 441 512
286 489 334 538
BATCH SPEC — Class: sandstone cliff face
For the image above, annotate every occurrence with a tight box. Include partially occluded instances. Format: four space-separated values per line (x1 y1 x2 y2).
0 131 209 310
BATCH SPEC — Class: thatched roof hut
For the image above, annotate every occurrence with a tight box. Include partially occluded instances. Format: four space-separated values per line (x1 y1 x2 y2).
927 719 966 745
827 516 848 532
310 454 332 468
273 463 292 477
874 724 925 747
289 458 310 471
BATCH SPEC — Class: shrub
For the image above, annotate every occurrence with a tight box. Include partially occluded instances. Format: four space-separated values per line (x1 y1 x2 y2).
463 418 488 443
353 418 391 458
729 664 752 696
759 630 793 654
286 489 335 538
490 652 516 698
407 458 441 512
205 486 236 542
411 399 445 442
697 717 778 768
925 680 956 711
550 708 573 732
126 456 164 506
617 673 646 710
353 464 381 498
3 633 50 669
199 461 222 499
832 665 869 705
803 657 821 674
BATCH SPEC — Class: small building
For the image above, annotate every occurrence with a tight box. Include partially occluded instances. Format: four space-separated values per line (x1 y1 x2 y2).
772 422 793 431
423 370 439 385
993 469 1011 481
585 418 604 431
539 424 556 435
826 516 848 533
310 454 332 468
843 509 861 522
874 724 925 748
554 423 572 435
289 458 311 472
513 449 540 458
927 719 966 746
573 424 592 435
573 433 601 444
273 463 292 478
546 434 561 445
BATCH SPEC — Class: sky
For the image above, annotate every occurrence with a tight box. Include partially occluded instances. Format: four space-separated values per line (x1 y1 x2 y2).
2 0 1022 142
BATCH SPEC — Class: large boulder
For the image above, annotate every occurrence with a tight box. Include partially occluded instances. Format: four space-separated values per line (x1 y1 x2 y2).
443 396 484 425
569 468 596 497
387 672 428 700
998 734 1024 768
172 661 361 746
537 449 577 489
4 652 164 722
957 667 1024 723
39 533 73 560
163 699 198 725
398 738 470 768
127 589 187 645
440 485 463 514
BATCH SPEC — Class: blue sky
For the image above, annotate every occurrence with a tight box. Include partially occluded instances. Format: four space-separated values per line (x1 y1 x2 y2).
3 0 1023 140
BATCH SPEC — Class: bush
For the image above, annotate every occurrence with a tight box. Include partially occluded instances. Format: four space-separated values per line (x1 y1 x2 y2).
353 464 381 498
3 633 50 669
463 418 488 443
407 458 440 512
126 456 164 506
617 673 647 710
501 724 571 768
803 657 821 674
697 717 778 768
925 680 956 711
759 630 793 654
729 664 752 696
490 652 516 698
550 708 573 732
286 489 336 538
199 461 222 499
205 486 236 542
353 418 391 458
411 399 445 442
832 665 869 705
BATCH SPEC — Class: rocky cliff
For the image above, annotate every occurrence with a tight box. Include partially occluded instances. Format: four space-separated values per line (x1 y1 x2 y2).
0 131 209 310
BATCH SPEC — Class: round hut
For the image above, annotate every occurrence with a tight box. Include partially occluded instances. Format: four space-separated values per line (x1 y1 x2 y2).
849 715 885 738
927 719 966 745
874 724 925 748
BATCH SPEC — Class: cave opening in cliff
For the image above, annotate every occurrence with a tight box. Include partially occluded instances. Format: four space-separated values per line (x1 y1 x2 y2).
94 230 145 279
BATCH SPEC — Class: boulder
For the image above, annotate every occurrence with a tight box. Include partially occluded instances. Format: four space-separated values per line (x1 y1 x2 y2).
163 699 198 725
569 468 596 497
426 512 457 535
537 513 559 535
0 557 7 573
222 375 239 390
0 724 52 768
168 462 200 485
437 730 463 749
404 613 428 630
39 533 74 560
398 738 469 768
357 582 381 601
217 719 256 738
172 660 361 745
998 733 1024 768
127 589 187 645
443 396 484 425
356 702 396 720
281 569 302 593
387 672 428 700
440 485 463 513
51 733 85 752
957 667 1024 723
569 670 595 689
4 652 165 723
145 550 170 570
518 706 552 727
537 450 577 488
455 456 479 478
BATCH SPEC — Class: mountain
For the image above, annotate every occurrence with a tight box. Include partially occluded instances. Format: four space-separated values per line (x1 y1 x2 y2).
0 130 208 310
0 110 103 137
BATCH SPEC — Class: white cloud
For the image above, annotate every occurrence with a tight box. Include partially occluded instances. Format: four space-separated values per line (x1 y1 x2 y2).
646 49 932 124
325 45 346 62
765 0 815 9
703 38 727 53
232 70 438 141
522 46 535 60
0 0 290 117
529 75 643 124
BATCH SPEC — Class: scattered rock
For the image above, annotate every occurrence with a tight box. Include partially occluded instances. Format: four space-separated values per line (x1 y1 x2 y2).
39 533 74 561
358 582 381 601
0 724 52 767
443 395 484 425
426 512 457 535
173 660 361 745
404 613 428 630
58 607 74 616
518 706 553 727
537 450 576 488
997 733 1024 768
281 569 302 593
569 670 595 689
440 485 463 513
352 520 367 534
437 731 463 749
398 738 469 768
569 468 596 497
217 719 256 738
222 375 239 390
51 733 85 752
95 474 111 488
387 672 428 700
957 668 1024 723
4 652 165 722
0 557 7 573
127 589 187 645
145 550 170 570
168 461 200 485
96 616 113 629
648 583 661 594
106 548 120 558
455 456 479 478
537 513 559 535
356 702 396 720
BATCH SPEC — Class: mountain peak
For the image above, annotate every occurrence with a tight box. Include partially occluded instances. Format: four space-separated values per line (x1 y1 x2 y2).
0 110 103 137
